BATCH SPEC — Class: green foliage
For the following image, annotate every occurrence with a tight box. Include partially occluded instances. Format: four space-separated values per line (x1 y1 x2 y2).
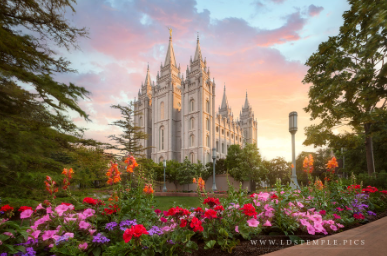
176 158 197 186
108 103 149 158
0 0 103 198
303 0 387 175
227 144 267 187
262 157 291 186
295 149 333 185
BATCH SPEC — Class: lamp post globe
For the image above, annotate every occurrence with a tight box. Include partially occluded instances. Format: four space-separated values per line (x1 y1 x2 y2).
162 159 167 192
212 148 217 191
289 112 300 189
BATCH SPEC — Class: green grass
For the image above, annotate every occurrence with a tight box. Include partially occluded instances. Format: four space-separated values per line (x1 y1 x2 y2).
153 196 201 211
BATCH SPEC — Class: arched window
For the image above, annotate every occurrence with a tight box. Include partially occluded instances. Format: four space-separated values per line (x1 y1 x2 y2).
216 141 219 152
222 129 224 135
190 99 195 112
207 152 211 163
206 100 210 113
190 134 195 147
159 156 164 164
139 117 143 127
190 118 194 129
206 118 210 130
222 143 224 153
206 135 210 147
231 134 234 139
159 126 165 150
160 102 165 120
227 131 229 137
216 126 219 132
190 152 194 163
244 130 247 138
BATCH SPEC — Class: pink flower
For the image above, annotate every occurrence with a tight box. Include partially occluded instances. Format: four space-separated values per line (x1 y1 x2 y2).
308 208 315 212
336 207 344 212
160 217 167 223
35 204 45 211
288 202 295 207
330 225 338 231
3 232 14 238
154 209 161 215
20 209 33 219
337 223 344 228
300 219 309 226
79 242 88 250
64 232 74 238
297 202 304 208
345 206 352 211
333 214 341 219
247 218 260 227
253 200 261 207
264 204 274 212
55 204 71 216
280 191 285 194
265 211 274 218
31 230 41 239
235 226 239 233
79 221 91 230
33 214 51 228
307 225 315 235
64 217 77 223
82 208 95 218
46 206 52 214
263 220 272 227
88 229 96 235
42 230 58 241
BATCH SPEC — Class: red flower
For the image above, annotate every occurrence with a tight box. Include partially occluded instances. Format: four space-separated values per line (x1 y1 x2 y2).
103 204 120 215
83 197 97 206
214 205 224 211
194 207 204 213
61 202 72 206
381 190 387 194
353 213 365 220
204 209 218 219
18 206 33 212
166 206 190 217
362 186 378 193
190 217 204 232
154 209 161 215
240 203 257 217
270 194 278 199
203 197 220 208
123 224 148 243
180 219 188 228
319 210 326 216
0 205 14 212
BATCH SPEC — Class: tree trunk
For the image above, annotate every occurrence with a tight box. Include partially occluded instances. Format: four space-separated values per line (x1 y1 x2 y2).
364 123 375 176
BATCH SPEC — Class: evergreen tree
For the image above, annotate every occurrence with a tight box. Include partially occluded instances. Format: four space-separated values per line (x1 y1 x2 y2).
0 0 92 197
108 103 149 158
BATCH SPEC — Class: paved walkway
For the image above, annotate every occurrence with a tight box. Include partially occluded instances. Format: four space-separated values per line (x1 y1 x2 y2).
266 216 387 256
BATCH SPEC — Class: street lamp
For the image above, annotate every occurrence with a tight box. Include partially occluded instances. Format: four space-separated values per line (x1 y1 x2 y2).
341 147 347 178
289 112 300 188
212 148 217 191
162 159 167 192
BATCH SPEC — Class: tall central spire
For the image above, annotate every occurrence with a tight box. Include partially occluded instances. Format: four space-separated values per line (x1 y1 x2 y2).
244 91 250 109
144 64 151 86
164 29 177 67
193 33 202 61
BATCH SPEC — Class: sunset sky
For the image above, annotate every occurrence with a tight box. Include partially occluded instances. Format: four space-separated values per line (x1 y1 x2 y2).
56 0 351 161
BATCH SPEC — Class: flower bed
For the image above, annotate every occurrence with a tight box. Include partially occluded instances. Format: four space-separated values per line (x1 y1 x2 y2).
1 156 387 255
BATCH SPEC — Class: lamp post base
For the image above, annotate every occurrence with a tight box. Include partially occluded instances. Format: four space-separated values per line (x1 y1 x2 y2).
162 185 167 192
212 184 217 192
290 176 299 189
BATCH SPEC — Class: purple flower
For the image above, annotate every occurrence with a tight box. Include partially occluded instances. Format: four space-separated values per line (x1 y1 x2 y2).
167 240 175 244
105 222 118 231
119 219 137 231
92 233 110 244
55 235 70 245
15 239 38 246
148 226 163 236
15 247 36 256
367 211 376 216
1 253 7 256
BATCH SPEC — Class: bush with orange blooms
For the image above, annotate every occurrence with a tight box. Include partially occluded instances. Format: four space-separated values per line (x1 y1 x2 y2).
44 176 58 198
124 155 139 173
303 154 314 174
62 168 74 190
106 161 121 185
326 156 338 173
143 184 154 194
193 177 205 191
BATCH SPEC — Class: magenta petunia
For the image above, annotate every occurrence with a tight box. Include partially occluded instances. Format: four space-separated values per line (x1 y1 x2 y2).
247 218 259 227
20 209 33 219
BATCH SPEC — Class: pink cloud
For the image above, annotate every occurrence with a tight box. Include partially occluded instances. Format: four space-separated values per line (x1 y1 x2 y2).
308 5 324 17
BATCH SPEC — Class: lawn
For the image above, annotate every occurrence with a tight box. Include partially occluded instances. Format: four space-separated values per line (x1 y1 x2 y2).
153 196 201 211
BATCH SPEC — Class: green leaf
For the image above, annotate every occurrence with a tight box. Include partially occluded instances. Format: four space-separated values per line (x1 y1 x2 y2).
204 240 216 249
92 247 101 256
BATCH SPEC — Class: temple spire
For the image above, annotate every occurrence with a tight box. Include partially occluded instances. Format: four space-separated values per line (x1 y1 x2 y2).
144 63 151 86
164 29 177 67
244 90 250 108
221 83 228 109
193 33 202 61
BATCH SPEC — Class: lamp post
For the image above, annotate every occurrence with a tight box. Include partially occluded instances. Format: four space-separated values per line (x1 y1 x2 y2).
162 159 167 192
341 147 346 178
289 112 300 188
212 148 217 191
